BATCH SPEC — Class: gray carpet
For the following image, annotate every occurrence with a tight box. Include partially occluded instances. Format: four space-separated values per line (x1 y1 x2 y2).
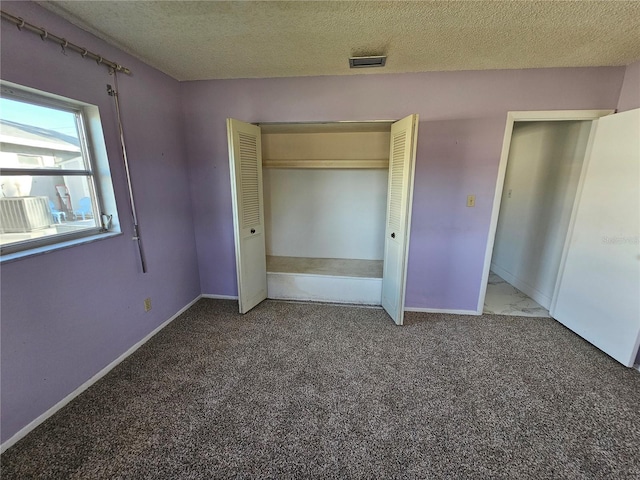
2 299 639 479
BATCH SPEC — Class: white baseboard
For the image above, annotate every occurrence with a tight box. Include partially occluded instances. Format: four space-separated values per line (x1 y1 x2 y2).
634 364 640 373
404 307 481 316
0 295 202 454
267 272 382 305
201 294 238 300
271 298 383 309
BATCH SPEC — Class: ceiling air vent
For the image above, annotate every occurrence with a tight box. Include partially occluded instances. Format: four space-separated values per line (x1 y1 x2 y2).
349 55 387 68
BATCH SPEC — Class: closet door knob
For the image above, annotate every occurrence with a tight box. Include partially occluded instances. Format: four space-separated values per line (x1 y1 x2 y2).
250 229 256 234
391 232 395 239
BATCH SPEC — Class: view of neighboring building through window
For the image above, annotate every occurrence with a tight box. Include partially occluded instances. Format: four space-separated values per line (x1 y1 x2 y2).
0 85 114 255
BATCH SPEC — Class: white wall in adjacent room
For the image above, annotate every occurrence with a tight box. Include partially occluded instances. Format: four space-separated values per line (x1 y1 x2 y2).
491 120 592 307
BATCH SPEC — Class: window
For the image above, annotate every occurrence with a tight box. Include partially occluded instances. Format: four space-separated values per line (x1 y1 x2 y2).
0 82 118 257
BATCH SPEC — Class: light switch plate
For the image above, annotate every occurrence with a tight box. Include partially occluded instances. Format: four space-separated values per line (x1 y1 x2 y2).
467 195 476 207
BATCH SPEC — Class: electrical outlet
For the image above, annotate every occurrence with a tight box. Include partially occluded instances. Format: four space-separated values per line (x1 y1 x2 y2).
467 195 476 207
144 297 152 312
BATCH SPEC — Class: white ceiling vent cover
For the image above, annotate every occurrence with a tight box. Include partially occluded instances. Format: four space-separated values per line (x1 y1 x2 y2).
349 56 387 68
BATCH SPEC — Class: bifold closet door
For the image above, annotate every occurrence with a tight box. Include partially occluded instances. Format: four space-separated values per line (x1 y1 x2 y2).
382 114 419 325
227 118 267 314
551 109 640 367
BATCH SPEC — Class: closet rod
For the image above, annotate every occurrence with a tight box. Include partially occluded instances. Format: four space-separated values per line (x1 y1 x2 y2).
1 10 131 75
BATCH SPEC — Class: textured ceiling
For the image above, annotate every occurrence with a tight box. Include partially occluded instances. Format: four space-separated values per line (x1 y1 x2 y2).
35 1 640 81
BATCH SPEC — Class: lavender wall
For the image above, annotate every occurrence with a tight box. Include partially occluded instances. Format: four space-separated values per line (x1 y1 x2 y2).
617 60 640 112
0 2 200 443
181 67 624 310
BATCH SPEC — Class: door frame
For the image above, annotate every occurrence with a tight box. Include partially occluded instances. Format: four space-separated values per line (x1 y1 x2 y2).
475 109 614 315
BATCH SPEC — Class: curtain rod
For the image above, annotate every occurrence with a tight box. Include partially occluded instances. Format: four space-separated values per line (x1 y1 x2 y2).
1 10 132 75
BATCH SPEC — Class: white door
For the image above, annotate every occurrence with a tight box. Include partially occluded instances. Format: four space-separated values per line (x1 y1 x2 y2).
382 114 419 325
551 109 640 367
227 118 267 314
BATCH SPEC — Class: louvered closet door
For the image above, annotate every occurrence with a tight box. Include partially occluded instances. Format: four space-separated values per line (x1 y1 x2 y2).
382 114 419 325
227 119 267 314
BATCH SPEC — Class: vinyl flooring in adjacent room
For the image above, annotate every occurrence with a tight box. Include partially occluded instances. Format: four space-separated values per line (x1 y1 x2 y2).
483 271 550 317
2 299 639 479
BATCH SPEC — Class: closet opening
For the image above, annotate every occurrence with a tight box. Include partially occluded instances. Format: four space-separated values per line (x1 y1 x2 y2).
261 121 392 305
228 116 419 323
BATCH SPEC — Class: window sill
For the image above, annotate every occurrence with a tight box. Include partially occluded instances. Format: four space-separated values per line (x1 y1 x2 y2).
0 231 122 264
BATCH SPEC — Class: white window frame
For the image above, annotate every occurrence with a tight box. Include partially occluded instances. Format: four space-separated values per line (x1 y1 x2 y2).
0 81 120 259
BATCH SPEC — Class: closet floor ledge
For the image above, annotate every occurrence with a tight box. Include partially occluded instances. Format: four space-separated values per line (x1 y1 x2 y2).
266 255 383 278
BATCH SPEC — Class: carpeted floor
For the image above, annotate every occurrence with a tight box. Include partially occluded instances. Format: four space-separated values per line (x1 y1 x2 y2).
2 299 639 479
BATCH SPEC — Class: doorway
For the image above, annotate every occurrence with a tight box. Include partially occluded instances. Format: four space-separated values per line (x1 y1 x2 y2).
477 110 613 316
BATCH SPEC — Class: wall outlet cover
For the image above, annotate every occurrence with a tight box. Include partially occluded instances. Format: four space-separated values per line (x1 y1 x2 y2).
467 195 476 207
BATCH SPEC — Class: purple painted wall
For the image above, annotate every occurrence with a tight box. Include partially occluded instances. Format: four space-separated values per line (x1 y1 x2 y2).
181 67 625 310
0 2 200 443
617 60 640 112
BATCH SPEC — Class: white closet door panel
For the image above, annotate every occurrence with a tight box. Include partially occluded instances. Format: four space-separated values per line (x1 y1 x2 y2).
382 114 419 325
227 118 267 314
241 233 268 309
551 109 640 367
382 239 403 314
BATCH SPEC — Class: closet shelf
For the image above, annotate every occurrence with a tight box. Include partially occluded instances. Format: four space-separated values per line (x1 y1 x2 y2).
262 158 389 169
